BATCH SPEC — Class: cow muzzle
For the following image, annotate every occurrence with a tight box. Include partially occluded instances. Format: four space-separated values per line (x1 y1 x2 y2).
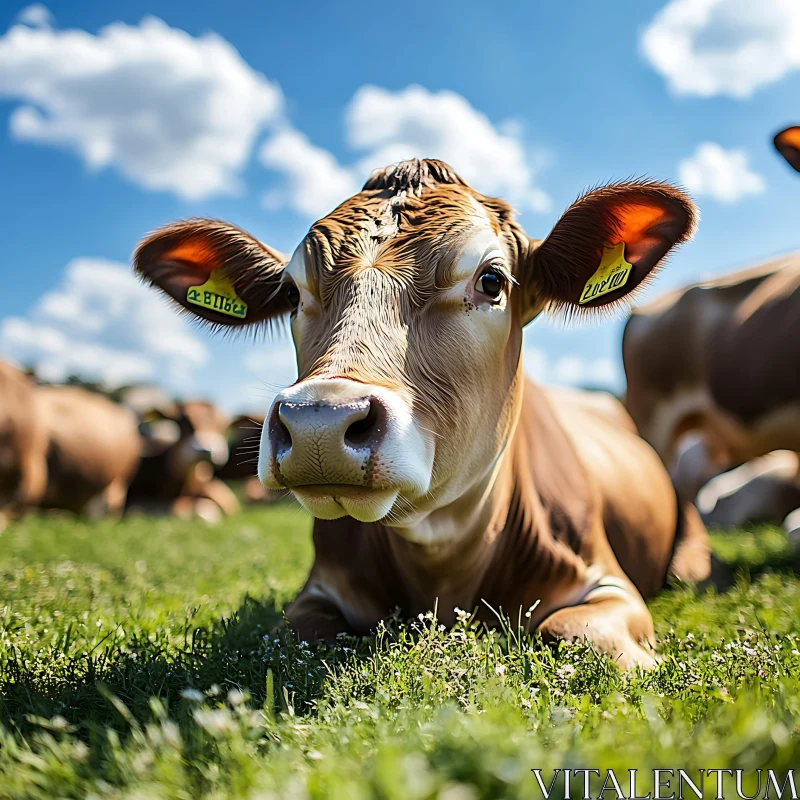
259 378 433 523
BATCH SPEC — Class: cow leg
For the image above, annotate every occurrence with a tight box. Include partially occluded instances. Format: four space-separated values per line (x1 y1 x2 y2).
83 477 129 520
11 440 47 516
537 586 656 669
669 501 712 584
194 477 241 517
286 591 354 644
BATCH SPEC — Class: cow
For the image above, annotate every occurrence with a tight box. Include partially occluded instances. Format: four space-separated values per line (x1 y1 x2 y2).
0 361 48 526
622 127 800 530
126 400 240 522
213 414 271 503
133 159 711 667
623 253 800 502
36 385 142 517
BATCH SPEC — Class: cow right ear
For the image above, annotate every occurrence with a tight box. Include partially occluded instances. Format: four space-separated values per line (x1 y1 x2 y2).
774 126 800 173
134 219 291 328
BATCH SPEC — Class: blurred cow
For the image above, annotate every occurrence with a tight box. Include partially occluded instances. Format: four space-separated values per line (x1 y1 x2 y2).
0 362 47 526
621 126 800 534
37 385 142 517
697 451 800 532
214 414 283 503
126 400 240 522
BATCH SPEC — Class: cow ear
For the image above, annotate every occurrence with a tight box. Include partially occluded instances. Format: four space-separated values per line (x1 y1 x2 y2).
521 181 697 323
774 126 800 173
134 219 291 328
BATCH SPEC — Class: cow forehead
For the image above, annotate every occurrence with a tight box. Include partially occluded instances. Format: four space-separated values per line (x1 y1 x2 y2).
287 184 510 294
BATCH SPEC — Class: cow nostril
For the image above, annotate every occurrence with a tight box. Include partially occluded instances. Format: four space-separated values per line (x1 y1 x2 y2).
271 403 293 453
344 397 384 447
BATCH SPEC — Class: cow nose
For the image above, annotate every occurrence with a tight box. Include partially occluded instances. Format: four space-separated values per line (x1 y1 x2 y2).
268 396 386 485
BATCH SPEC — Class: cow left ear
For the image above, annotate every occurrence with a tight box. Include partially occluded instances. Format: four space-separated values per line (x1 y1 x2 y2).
774 126 800 173
134 218 291 328
521 181 697 323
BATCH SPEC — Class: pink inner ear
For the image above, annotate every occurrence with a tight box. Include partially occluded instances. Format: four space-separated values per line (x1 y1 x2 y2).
159 242 219 283
611 204 672 265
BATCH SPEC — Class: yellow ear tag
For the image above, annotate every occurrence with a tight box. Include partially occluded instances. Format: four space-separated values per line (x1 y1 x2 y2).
186 269 248 319
579 242 633 305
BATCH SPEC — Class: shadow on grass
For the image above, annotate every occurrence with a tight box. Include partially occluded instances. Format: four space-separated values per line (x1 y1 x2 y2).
0 595 364 739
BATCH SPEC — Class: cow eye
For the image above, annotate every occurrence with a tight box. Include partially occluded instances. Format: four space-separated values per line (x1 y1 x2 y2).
476 268 506 300
285 282 300 310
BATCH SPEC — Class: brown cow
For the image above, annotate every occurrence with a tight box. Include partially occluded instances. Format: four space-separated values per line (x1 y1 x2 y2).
126 401 240 522
623 253 800 504
134 159 711 667
0 361 48 525
214 414 274 503
37 385 142 517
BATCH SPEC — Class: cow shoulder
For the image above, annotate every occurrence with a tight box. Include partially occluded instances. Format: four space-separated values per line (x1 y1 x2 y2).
707 255 800 425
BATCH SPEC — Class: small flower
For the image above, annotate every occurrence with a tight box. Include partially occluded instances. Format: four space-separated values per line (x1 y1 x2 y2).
495 664 506 677
181 689 204 703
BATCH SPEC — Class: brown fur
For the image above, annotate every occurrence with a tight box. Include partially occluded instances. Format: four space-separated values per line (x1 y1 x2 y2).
134 158 708 666
37 386 142 516
0 362 48 519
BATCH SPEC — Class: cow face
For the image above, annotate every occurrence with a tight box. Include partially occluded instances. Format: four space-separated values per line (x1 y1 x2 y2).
140 401 230 473
135 160 695 532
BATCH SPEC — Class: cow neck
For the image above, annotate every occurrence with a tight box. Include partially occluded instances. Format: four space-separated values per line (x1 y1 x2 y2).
378 380 592 620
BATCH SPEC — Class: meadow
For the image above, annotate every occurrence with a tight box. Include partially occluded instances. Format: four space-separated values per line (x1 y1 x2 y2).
1 505 799 798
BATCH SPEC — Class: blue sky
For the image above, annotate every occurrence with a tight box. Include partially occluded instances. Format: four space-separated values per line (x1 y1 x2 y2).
1 0 799 412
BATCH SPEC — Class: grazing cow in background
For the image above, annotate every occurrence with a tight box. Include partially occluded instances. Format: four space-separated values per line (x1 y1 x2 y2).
214 414 275 503
134 158 711 667
126 401 240 522
0 362 47 526
37 385 142 517
622 126 800 533
623 253 800 504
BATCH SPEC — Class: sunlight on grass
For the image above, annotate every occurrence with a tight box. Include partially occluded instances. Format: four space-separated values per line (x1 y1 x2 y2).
1 508 799 797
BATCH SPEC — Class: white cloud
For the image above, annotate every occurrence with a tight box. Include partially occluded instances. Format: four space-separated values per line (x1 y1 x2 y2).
678 142 765 203
347 86 551 213
260 128 360 218
0 12 282 199
16 4 53 27
0 258 208 389
641 0 800 98
259 84 551 219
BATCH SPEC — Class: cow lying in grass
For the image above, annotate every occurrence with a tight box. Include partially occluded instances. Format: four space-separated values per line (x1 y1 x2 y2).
134 159 710 667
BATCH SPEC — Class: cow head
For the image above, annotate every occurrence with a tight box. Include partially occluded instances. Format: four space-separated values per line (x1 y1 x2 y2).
135 160 695 532
139 401 230 473
774 126 800 173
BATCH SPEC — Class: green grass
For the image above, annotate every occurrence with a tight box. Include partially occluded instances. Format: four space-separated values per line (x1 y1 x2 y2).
1 507 800 798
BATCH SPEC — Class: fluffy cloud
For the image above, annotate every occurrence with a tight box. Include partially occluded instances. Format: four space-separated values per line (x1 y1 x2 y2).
641 0 800 98
260 85 551 219
0 258 208 388
260 129 361 218
0 12 282 199
678 142 765 203
347 86 551 213
16 4 53 27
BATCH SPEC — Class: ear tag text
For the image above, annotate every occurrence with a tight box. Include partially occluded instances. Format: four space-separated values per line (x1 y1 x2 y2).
579 242 633 305
186 269 248 319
